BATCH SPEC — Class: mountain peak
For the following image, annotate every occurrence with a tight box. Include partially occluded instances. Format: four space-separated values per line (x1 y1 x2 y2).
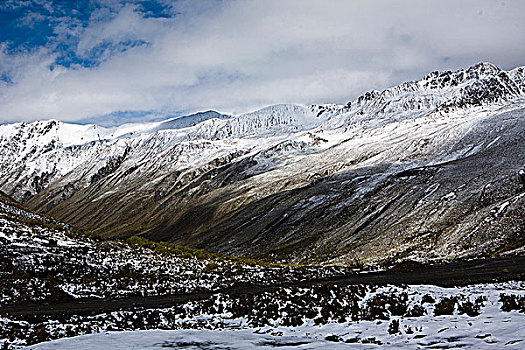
321 62 525 130
468 61 501 73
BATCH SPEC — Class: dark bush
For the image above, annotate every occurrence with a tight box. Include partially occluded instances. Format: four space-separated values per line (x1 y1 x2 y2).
405 304 426 317
458 301 481 317
421 294 435 304
434 297 457 316
500 294 525 312
388 319 400 334
388 292 409 316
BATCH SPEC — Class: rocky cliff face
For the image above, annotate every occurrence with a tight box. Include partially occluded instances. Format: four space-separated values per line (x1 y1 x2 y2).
1 62 525 264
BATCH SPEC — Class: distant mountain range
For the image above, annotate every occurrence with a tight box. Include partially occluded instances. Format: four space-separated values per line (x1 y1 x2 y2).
1 62 525 265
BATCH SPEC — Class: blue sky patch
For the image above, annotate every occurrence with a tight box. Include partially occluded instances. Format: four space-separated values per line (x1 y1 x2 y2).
0 0 174 70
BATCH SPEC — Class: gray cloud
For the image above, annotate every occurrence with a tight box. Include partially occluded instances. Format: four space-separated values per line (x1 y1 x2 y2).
1 0 524 123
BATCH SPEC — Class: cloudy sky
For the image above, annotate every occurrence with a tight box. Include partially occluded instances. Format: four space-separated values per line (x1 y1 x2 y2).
0 0 524 125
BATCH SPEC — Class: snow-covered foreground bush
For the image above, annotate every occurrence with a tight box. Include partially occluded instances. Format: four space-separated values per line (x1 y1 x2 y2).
2 282 524 349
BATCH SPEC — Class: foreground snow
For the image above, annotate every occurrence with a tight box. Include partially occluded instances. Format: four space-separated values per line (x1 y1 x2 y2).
27 314 525 349
27 282 525 349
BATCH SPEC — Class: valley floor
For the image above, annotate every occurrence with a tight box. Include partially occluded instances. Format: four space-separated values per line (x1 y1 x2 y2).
25 282 525 350
2 195 525 349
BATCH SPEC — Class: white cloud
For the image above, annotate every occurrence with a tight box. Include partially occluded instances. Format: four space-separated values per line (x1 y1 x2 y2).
0 0 524 123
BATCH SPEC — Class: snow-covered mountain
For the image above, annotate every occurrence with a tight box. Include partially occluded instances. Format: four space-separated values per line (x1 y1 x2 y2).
320 62 525 130
0 103 326 201
1 62 525 264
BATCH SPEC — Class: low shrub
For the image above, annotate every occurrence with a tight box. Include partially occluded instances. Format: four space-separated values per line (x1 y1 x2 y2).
125 236 277 267
434 297 457 316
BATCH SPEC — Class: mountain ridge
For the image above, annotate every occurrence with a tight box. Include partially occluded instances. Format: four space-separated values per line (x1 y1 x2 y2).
1 62 525 264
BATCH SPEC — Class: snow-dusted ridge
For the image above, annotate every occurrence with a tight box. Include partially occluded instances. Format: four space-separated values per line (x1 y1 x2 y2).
318 62 525 131
0 62 524 264
0 102 327 201
1 62 523 158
